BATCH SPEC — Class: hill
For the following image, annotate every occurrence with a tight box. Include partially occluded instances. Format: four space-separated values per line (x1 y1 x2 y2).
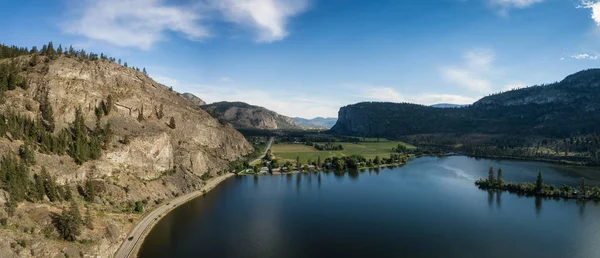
330 69 600 165
180 92 206 106
0 43 252 257
202 101 301 130
292 117 337 129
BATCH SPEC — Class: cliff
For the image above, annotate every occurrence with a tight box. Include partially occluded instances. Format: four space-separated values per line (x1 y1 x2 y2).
0 45 252 258
330 69 600 138
202 101 301 130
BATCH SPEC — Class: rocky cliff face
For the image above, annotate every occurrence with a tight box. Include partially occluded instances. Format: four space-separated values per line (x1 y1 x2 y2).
202 101 301 130
0 54 252 257
181 92 206 106
330 69 600 138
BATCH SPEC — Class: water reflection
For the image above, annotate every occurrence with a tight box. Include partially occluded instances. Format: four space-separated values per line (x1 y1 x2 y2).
496 191 502 209
535 196 542 216
488 190 494 208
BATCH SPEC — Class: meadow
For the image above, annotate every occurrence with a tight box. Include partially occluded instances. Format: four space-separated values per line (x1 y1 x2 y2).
271 141 414 163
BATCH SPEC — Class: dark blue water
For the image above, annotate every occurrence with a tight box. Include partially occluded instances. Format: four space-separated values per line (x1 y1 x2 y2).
139 156 600 258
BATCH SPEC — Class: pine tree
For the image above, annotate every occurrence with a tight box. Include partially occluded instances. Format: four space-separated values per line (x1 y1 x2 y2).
104 95 113 115
169 117 176 129
41 167 59 202
57 200 82 241
57 44 63 55
70 107 90 164
18 143 35 166
63 185 72 201
488 166 495 183
497 168 503 185
33 174 45 201
40 89 55 132
84 178 96 203
317 156 321 168
142 67 147 75
156 104 164 119
535 172 543 192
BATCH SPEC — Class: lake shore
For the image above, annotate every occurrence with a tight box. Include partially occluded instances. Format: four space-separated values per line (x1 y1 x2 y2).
114 173 236 258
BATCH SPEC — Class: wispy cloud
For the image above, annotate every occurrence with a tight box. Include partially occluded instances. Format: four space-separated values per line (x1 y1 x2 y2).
212 0 309 42
363 87 476 105
63 0 309 49
489 0 545 9
440 49 495 93
579 1 600 25
64 0 209 50
571 53 599 59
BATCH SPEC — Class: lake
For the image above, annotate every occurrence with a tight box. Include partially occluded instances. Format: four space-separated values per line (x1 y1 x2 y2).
139 156 600 258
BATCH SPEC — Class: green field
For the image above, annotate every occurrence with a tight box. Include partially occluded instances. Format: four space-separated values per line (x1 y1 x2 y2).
271 141 415 163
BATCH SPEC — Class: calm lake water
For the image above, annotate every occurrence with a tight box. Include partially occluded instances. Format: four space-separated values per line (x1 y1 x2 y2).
139 156 600 258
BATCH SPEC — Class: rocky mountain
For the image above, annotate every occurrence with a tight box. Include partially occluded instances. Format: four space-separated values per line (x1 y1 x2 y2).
0 44 252 257
181 92 206 106
330 69 600 139
292 117 337 129
202 101 301 130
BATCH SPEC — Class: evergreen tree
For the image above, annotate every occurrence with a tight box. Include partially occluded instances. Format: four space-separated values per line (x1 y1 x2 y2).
104 95 113 115
317 156 321 168
84 178 96 203
33 174 45 201
156 104 164 119
18 143 36 166
169 117 176 129
535 172 544 192
29 52 38 67
39 89 55 132
142 67 147 75
497 168 503 185
41 167 59 202
488 166 495 183
57 200 82 241
57 44 63 55
63 185 72 201
69 107 90 164
296 156 300 169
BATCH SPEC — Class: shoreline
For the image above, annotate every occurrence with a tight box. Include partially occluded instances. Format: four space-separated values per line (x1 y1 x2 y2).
115 137 273 258
114 173 235 258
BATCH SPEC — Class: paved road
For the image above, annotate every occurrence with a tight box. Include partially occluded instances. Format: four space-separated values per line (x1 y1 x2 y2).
114 136 274 258
250 137 274 165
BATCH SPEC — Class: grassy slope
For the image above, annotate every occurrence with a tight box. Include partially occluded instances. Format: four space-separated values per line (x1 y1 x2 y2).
271 141 415 163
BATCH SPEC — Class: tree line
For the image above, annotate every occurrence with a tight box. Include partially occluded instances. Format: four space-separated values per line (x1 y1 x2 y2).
475 167 600 200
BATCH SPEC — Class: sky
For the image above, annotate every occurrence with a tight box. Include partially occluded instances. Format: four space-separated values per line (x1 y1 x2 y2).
1 0 600 118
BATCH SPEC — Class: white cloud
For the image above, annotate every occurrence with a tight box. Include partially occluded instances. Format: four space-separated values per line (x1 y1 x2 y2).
579 1 600 26
219 76 232 82
64 0 209 50
489 0 545 9
212 0 309 42
571 53 600 59
364 87 476 105
64 0 309 49
440 49 495 93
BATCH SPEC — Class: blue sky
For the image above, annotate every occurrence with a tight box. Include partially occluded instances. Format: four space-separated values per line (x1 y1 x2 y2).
1 0 600 118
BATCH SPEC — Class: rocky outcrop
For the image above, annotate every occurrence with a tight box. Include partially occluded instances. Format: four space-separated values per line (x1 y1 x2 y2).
0 54 252 257
181 92 206 106
202 101 301 130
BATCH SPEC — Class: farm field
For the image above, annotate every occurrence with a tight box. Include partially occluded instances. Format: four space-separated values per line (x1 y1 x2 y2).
271 141 415 163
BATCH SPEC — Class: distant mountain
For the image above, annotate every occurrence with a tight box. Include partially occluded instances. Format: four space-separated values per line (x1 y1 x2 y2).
430 103 468 108
181 93 206 106
202 101 301 130
292 117 337 129
330 68 600 138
